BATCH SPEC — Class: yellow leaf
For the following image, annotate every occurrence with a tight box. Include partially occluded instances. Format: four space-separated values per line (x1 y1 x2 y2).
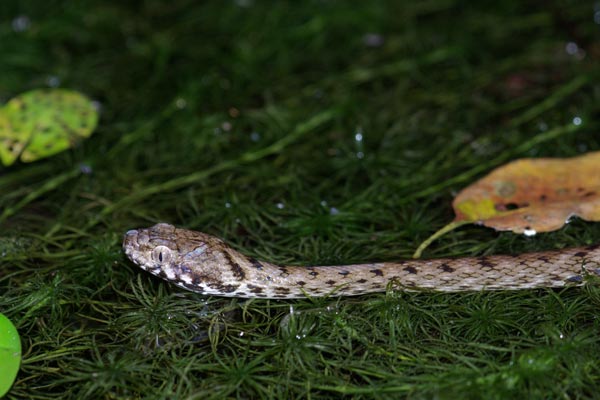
452 151 600 234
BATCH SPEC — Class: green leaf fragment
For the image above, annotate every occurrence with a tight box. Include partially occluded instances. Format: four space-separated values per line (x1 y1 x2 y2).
0 112 24 166
0 89 99 166
0 313 21 397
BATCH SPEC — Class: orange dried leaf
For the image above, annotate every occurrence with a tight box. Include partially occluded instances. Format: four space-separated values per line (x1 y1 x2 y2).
453 151 600 235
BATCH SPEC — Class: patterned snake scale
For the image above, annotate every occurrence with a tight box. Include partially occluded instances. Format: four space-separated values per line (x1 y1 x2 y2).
123 223 600 299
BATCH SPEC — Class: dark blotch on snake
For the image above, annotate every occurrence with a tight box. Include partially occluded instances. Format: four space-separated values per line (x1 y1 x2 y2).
403 266 417 274
248 257 264 270
439 263 455 273
477 258 495 269
247 284 263 294
223 251 246 280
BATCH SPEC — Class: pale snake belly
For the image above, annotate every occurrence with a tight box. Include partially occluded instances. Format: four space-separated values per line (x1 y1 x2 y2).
122 223 600 299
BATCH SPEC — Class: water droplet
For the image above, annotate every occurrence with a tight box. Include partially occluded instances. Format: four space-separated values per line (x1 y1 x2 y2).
538 121 548 131
225 202 231 208
221 121 232 131
572 116 582 126
175 98 187 109
250 131 260 141
565 42 579 55
565 41 585 60
354 127 365 159
46 76 60 88
239 331 245 337
235 0 253 7
12 15 30 32
79 163 92 174
595 10 600 24
320 200 328 207
330 207 339 215
276 202 285 209
523 228 537 237
363 33 384 47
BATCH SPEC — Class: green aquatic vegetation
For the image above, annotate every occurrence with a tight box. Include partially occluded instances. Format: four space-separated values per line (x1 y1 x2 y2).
1 1 600 399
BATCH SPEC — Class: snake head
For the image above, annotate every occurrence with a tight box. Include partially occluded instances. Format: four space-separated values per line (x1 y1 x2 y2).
123 223 237 294
123 223 182 279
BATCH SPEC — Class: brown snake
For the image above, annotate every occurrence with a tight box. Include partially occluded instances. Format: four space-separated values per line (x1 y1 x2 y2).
122 223 600 299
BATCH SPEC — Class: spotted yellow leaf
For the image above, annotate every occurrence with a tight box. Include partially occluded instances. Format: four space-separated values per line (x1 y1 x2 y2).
414 151 600 258
0 89 98 166
453 151 600 234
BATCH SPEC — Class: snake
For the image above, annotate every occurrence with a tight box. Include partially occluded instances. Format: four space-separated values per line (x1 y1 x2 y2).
122 223 600 299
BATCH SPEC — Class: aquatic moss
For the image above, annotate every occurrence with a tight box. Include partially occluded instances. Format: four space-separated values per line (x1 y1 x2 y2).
1 1 600 399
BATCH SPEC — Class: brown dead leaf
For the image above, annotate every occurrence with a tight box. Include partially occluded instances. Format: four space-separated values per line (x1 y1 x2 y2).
453 151 600 235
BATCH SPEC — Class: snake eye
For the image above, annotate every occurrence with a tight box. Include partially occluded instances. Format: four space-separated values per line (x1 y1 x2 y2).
152 246 172 264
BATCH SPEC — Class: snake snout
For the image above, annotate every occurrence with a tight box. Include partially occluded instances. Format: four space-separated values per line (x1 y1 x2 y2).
123 229 140 258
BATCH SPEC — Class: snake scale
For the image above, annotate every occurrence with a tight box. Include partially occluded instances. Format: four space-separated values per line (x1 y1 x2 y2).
122 223 600 299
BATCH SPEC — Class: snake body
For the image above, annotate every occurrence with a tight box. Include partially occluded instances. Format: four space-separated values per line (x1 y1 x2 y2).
122 223 600 299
